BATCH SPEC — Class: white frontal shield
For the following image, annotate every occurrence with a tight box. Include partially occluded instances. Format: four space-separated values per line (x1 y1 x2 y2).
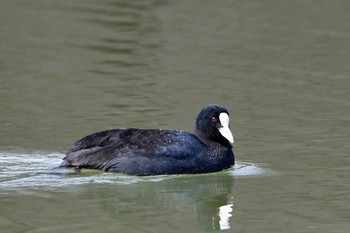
218 113 234 144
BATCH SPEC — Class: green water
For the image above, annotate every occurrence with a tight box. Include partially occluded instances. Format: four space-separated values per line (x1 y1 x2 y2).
1 0 349 232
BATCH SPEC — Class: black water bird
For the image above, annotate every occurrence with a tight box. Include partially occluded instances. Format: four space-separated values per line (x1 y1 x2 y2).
60 104 235 176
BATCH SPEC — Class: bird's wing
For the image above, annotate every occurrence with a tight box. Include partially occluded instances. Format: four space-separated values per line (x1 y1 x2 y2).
61 128 203 171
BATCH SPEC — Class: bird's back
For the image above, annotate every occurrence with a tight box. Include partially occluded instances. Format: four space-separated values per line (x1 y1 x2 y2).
61 128 209 175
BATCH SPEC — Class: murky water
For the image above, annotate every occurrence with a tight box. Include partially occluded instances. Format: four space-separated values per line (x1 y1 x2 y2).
1 0 349 232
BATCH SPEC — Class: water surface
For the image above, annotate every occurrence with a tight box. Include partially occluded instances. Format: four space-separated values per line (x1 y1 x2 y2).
1 0 349 232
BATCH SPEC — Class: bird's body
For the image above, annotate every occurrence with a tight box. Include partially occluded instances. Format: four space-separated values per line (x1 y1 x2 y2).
60 104 235 176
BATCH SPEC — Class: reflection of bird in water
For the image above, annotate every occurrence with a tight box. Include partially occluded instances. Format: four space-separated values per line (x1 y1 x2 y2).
218 203 234 230
180 174 235 231
195 193 234 231
78 173 235 231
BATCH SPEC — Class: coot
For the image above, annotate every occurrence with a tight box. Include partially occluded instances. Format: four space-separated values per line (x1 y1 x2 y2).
60 104 234 176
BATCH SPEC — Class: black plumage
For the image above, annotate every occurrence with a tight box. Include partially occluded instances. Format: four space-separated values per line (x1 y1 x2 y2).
60 104 235 176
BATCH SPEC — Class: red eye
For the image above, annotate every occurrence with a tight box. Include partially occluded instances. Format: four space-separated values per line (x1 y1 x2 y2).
211 117 217 123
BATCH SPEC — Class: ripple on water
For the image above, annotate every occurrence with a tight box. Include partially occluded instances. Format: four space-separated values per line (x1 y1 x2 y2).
231 162 276 177
0 152 275 192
